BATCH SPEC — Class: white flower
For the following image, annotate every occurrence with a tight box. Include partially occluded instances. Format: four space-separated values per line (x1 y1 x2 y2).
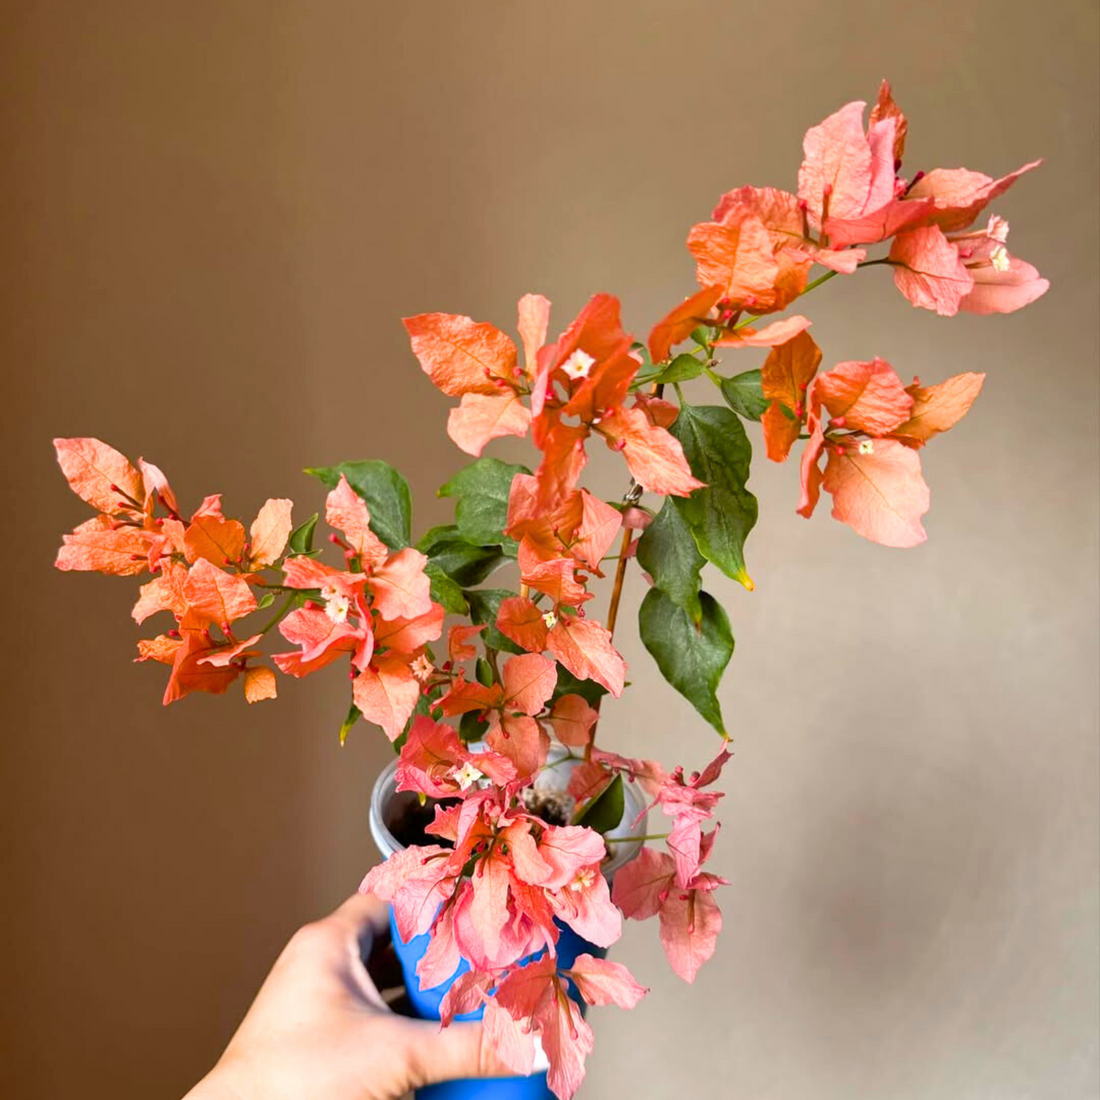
858 439 875 455
320 584 350 624
451 761 484 791
410 654 434 683
567 867 597 892
991 245 1010 273
541 610 558 629
561 349 595 381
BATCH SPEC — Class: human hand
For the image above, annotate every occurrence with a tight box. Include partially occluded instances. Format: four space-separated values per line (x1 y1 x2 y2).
184 891 509 1100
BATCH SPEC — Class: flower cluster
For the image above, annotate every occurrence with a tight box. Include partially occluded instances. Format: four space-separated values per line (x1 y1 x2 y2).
53 83 1045 1098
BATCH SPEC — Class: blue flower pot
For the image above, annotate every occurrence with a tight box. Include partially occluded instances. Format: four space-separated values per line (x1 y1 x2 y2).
368 749 647 1100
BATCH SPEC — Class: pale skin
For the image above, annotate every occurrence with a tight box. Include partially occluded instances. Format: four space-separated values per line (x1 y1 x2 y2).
185 892 509 1100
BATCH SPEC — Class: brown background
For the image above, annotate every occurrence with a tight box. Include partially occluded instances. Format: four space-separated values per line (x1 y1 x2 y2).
3 2 1098 1097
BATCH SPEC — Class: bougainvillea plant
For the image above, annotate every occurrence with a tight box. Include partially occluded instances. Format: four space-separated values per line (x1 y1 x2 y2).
53 84 1045 1099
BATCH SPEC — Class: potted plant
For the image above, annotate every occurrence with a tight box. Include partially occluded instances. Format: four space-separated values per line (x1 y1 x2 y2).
52 82 1045 1100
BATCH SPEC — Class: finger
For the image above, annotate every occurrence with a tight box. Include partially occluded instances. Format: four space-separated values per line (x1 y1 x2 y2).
398 1019 514 1086
330 891 392 939
326 891 392 963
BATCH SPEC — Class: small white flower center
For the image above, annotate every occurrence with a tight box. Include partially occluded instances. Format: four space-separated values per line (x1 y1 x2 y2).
542 610 558 629
451 761 484 791
990 245 1010 273
562 349 595 381
321 585 350 623
568 867 597 892
410 654 434 683
858 440 875 455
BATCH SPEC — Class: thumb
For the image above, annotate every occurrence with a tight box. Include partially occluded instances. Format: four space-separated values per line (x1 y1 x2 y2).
398 1018 514 1087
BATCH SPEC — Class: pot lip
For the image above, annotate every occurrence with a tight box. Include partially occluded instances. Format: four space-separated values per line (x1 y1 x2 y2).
369 747 649 879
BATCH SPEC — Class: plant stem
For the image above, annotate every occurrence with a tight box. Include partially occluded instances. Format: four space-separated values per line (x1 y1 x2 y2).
605 832 671 844
256 592 299 636
605 526 635 639
801 268 839 295
587 493 640 761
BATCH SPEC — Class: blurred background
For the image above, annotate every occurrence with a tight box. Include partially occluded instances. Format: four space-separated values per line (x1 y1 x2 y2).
3 2 1097 1097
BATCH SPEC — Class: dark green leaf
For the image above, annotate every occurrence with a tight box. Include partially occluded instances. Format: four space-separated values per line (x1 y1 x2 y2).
719 369 768 421
475 657 495 688
465 588 524 655
459 710 489 743
636 497 705 621
573 773 625 834
658 353 706 384
438 458 529 548
305 461 412 549
670 404 758 589
425 564 468 614
552 665 609 706
288 513 319 554
417 524 458 553
639 588 733 736
419 526 507 587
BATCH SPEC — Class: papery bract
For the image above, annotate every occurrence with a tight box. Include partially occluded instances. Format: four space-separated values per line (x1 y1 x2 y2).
891 372 986 447
568 954 648 1009
54 437 143 514
248 498 293 567
612 847 727 983
889 225 975 315
907 160 1041 234
352 651 422 741
822 438 930 548
760 330 822 462
326 476 387 565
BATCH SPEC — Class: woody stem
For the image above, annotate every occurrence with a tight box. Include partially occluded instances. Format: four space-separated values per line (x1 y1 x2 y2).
605 526 635 638
586 494 639 762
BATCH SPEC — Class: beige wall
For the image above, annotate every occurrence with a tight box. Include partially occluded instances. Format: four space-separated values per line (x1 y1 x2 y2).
4 2 1097 1097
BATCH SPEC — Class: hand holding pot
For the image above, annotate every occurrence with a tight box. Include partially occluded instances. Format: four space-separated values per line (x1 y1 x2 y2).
184 890 509 1100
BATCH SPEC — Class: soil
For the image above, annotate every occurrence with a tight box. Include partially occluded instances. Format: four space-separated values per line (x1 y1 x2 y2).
386 787 573 849
520 788 573 827
388 793 459 848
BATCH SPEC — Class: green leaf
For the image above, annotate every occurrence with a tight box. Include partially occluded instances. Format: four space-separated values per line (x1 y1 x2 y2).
419 526 507 587
670 404 758 589
425 563 468 614
573 773 625 834
465 588 524 655
438 458 529 548
658 353 706 384
338 703 361 746
639 588 733 736
305 461 412 549
459 710 489 743
636 497 705 622
719 369 768 421
255 591 277 611
288 513 319 555
475 657 495 688
552 666 609 707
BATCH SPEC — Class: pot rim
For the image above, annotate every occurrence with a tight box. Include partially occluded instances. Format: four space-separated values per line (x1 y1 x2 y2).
369 746 649 878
